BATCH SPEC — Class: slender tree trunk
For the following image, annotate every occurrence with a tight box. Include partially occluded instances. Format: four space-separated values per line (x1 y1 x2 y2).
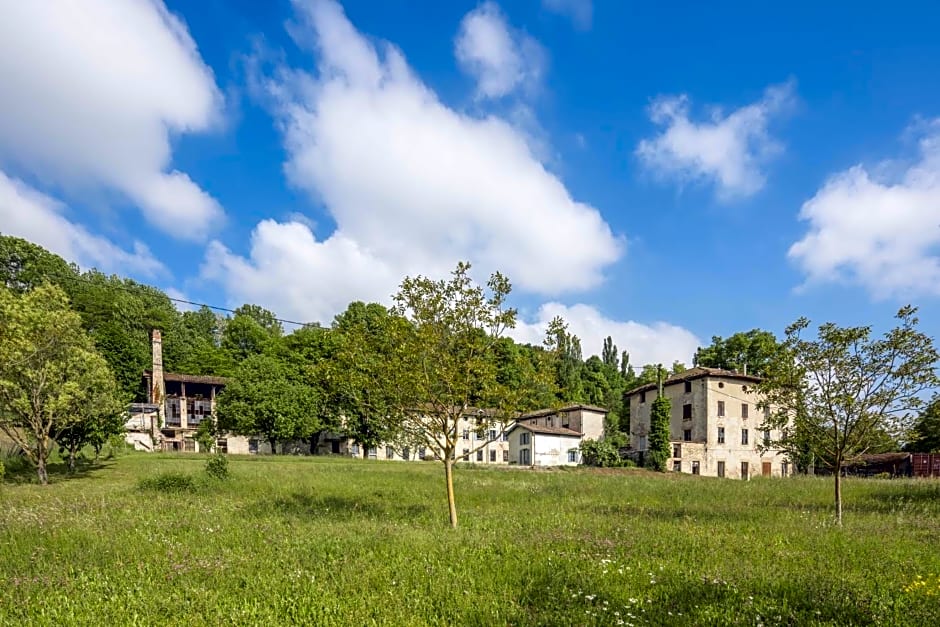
68 446 77 474
444 458 458 529
834 457 843 526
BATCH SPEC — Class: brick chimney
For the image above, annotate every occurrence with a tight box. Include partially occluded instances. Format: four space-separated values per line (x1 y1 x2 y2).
151 329 166 430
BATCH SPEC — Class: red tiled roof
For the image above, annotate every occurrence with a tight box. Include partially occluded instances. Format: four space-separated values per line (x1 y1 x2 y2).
626 367 761 397
144 370 228 386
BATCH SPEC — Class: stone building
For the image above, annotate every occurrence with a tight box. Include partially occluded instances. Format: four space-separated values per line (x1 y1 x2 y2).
126 329 263 453
626 367 790 479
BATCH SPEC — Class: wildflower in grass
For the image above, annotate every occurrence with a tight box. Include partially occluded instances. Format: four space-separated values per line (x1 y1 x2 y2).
903 574 940 596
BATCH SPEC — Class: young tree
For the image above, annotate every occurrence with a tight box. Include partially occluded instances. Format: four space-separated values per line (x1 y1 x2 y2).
216 353 322 454
646 371 672 471
0 285 124 484
389 262 555 528
759 307 939 524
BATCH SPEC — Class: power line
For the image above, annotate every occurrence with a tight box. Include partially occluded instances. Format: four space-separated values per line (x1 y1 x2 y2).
27 270 315 328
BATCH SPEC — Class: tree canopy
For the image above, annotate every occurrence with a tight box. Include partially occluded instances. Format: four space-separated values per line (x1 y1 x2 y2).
759 306 939 524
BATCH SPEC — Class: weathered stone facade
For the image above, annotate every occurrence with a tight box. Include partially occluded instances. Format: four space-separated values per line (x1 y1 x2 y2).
627 368 790 479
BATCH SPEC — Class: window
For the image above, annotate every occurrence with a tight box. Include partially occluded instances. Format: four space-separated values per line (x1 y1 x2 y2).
368 447 377 459
684 381 692 393
683 404 692 420
764 430 771 446
717 401 725 417
673 461 681 472
216 439 228 454
402 447 410 460
503 450 509 462
640 391 646 403
502 431 509 442
717 461 725 478
462 429 469 441
462 448 469 460
418 447 426 460
741 403 749 419
741 429 749 446
489 429 497 441
781 462 789 477
683 429 692 442
691 461 700 475
717 427 725 444
386 446 394 459
520 432 530 445
476 450 483 462
248 438 259 454
568 449 578 463
490 450 497 462
672 444 682 458
561 413 570 429
351 443 360 456
741 461 749 479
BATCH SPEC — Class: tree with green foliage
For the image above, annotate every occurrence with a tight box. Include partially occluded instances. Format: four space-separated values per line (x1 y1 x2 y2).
579 437 623 467
647 379 672 472
905 398 940 453
220 307 281 362
694 329 779 376
0 285 124 484
548 317 584 402
0 234 78 293
194 415 217 454
389 262 556 528
53 400 125 472
759 307 939 524
321 302 408 457
216 353 322 454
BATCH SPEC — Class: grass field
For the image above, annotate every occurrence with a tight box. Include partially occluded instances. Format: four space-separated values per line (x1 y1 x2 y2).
1 454 939 626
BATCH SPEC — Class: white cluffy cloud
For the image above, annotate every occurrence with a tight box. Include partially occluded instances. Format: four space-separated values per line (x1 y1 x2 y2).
205 0 621 324
512 303 701 368
455 2 545 100
0 0 224 240
789 120 940 298
636 81 796 199
542 0 593 30
0 170 164 277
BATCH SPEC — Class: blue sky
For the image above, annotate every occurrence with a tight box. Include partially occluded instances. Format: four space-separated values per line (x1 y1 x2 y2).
1 0 939 367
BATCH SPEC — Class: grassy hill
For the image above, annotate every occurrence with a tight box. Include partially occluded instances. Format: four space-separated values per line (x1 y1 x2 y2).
1 454 939 625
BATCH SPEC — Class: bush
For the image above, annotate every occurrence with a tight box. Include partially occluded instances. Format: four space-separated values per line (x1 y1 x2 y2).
580 438 623 467
0 460 5 483
0 445 30 476
205 453 229 480
138 472 198 493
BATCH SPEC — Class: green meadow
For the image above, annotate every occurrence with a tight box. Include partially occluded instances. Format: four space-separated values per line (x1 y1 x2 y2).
1 454 939 626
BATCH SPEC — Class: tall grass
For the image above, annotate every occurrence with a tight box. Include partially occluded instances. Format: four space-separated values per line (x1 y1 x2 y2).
1 454 938 625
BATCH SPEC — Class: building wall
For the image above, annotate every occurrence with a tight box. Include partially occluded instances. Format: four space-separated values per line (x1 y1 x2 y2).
508 428 581 466
629 375 789 479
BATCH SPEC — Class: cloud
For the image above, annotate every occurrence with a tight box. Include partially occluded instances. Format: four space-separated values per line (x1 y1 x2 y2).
206 0 621 323
202 220 397 324
0 170 164 277
542 0 593 30
0 0 224 240
455 2 545 100
511 303 701 368
789 120 940 298
636 81 796 199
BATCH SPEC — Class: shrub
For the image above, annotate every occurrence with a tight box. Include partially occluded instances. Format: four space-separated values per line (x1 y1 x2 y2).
580 438 623 467
0 445 30 475
205 453 229 480
0 460 5 483
138 472 197 493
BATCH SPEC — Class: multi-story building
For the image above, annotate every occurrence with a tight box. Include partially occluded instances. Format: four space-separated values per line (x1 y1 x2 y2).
507 405 608 466
626 367 790 479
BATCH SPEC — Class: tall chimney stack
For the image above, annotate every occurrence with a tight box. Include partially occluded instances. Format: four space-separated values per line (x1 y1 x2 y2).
151 329 166 431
